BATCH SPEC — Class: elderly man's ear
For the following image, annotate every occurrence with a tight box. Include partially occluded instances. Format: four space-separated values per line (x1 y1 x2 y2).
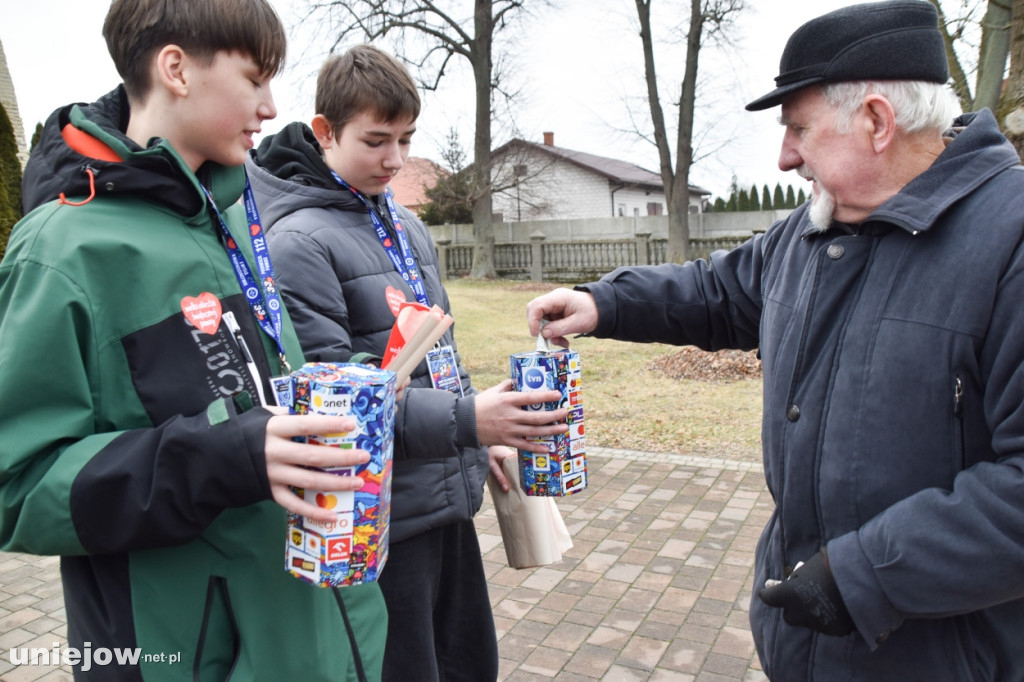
862 94 897 154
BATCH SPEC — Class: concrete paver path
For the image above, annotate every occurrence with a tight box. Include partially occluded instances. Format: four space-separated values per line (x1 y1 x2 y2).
0 447 771 681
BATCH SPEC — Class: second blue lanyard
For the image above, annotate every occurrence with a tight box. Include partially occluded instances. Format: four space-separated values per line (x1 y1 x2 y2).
331 171 431 308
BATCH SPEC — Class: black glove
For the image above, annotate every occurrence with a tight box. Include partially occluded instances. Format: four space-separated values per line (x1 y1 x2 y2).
759 548 855 636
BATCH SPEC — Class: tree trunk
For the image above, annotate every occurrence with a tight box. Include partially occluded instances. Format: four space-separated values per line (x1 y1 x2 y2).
637 0 690 262
666 176 691 264
976 0 1013 113
665 0 702 264
636 0 674 198
1001 0 1024 160
469 0 497 279
927 0 975 109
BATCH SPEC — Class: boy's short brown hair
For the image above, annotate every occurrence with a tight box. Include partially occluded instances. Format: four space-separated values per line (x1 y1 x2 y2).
103 0 287 101
315 45 421 137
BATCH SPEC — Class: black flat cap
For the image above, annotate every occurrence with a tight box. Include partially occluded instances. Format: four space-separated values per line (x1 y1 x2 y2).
746 0 949 111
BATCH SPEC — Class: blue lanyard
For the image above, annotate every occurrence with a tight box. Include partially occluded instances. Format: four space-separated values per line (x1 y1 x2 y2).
201 177 290 373
330 171 431 307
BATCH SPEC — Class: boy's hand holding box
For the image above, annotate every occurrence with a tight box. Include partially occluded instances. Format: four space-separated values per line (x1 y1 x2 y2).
510 337 587 496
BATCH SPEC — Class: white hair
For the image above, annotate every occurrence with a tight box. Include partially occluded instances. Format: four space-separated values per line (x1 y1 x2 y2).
823 80 961 135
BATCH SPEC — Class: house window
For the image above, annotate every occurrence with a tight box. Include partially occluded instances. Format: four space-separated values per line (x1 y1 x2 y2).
513 164 528 177
618 204 626 216
646 202 663 216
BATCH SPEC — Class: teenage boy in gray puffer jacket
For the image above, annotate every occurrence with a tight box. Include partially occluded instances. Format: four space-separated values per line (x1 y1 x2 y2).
246 44 566 682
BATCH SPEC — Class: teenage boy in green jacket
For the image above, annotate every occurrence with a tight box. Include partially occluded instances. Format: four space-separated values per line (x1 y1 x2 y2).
0 1 386 679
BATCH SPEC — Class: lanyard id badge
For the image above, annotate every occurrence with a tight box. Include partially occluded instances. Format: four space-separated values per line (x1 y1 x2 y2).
426 344 463 396
269 375 294 408
202 176 292 406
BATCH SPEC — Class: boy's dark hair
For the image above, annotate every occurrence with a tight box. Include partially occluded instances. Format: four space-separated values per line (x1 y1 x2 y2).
316 45 421 137
103 0 287 102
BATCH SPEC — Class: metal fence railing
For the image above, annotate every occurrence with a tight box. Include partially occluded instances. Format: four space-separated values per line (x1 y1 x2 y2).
437 235 751 283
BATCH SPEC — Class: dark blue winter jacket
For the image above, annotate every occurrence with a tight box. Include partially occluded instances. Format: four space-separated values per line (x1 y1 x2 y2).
584 109 1024 681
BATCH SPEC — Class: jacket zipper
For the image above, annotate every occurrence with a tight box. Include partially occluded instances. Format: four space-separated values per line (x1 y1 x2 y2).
954 375 966 470
194 576 240 681
332 588 368 682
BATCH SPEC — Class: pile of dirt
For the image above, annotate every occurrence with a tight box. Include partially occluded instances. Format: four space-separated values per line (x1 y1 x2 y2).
648 346 762 382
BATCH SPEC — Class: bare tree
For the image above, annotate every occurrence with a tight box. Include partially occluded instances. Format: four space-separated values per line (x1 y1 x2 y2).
298 0 536 278
636 0 744 264
927 0 1024 161
928 0 1011 112
930 0 980 109
1000 0 1024 157
976 0 1012 110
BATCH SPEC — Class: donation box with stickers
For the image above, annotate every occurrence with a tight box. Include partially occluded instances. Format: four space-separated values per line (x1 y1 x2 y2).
510 346 587 496
284 363 396 587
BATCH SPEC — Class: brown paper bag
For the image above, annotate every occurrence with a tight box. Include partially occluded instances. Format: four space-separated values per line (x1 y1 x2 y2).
486 455 573 569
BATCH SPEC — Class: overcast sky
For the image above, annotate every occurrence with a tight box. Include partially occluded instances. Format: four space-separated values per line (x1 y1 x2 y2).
5 0 899 198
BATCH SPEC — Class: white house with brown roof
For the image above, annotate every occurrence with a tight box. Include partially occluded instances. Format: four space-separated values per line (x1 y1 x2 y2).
490 132 710 222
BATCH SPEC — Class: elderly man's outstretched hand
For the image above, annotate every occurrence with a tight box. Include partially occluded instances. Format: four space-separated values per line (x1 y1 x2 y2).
525 288 599 347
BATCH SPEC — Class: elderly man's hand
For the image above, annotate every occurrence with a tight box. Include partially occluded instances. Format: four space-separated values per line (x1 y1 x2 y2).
759 549 855 637
525 288 598 347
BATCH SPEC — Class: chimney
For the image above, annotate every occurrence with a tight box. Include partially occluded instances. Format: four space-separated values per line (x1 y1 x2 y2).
543 131 554 146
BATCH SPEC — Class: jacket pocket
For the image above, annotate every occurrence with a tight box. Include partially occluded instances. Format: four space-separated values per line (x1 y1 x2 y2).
194 576 240 681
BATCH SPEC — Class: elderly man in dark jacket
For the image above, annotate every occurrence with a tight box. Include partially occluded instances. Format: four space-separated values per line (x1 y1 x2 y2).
527 2 1024 680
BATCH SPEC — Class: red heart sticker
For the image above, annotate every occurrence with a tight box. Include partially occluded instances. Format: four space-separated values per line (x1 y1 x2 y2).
385 286 407 317
181 292 222 335
316 493 338 509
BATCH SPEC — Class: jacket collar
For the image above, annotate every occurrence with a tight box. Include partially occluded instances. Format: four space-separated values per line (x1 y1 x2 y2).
802 109 1020 238
22 85 245 218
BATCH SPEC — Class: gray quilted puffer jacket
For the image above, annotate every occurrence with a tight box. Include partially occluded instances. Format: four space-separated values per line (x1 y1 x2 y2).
246 122 488 543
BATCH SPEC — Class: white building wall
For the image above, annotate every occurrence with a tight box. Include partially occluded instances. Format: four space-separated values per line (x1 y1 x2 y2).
610 186 666 217
492 147 695 222
493 151 612 221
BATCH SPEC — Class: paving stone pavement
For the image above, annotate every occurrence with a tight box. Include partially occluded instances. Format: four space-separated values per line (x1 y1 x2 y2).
0 447 771 681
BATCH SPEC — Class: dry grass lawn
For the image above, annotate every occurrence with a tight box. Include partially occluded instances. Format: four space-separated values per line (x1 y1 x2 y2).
443 278 763 463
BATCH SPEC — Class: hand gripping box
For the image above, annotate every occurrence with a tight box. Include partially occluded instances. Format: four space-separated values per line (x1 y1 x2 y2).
284 362 396 587
510 348 587 496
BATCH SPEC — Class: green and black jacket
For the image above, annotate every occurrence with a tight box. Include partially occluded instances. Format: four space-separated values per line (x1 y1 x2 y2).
1 86 386 681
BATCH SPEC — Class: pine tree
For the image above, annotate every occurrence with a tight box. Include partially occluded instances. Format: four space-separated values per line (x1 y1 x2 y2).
418 128 474 226
728 174 739 200
761 185 771 211
726 193 738 211
418 170 474 225
30 122 43 153
785 185 797 208
797 188 807 205
737 188 750 211
773 183 786 209
749 187 760 211
0 176 10 261
0 103 23 260
713 197 726 212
